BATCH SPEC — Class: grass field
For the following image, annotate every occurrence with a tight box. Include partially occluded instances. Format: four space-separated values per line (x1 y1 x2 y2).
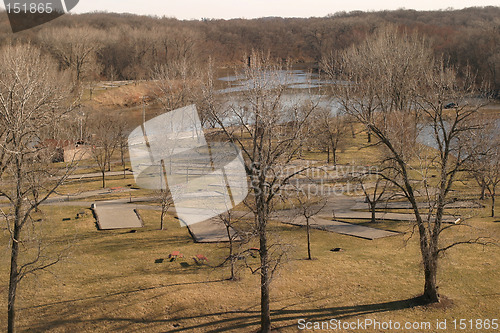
1 103 499 332
0 202 498 332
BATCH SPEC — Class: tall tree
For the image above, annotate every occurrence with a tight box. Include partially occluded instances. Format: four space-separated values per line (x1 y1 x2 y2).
315 108 348 166
204 52 318 332
356 173 390 224
88 113 120 188
293 189 327 260
324 26 491 303
0 43 76 333
217 210 245 281
322 49 379 143
466 119 500 217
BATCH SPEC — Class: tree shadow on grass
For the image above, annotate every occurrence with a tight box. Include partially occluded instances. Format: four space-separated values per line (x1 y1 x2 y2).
162 296 427 332
23 294 427 332
20 279 226 311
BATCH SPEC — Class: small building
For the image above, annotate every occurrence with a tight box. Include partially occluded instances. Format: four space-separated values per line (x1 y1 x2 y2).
41 140 93 163
64 142 93 163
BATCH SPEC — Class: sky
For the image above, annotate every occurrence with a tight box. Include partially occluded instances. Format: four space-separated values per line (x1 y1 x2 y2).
1 1 498 19
70 0 499 19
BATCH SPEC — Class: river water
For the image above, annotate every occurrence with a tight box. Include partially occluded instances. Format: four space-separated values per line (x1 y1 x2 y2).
135 69 494 150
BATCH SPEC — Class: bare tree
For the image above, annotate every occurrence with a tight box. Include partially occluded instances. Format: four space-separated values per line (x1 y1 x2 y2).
325 26 492 303
216 210 245 281
153 60 196 112
116 117 129 179
315 108 348 167
156 187 174 231
466 119 500 217
39 27 104 82
485 156 500 218
293 189 327 260
88 113 120 188
203 51 318 332
356 173 390 224
322 50 378 143
0 43 76 333
482 149 500 218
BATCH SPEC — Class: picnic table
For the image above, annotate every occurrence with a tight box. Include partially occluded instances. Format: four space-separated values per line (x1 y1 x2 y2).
168 251 183 260
193 254 208 264
249 247 259 258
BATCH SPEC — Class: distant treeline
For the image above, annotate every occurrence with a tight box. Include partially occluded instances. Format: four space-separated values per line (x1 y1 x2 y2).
0 7 498 95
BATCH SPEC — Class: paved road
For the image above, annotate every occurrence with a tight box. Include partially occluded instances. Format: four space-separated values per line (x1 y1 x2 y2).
67 170 133 180
43 188 136 205
355 200 484 210
27 178 463 240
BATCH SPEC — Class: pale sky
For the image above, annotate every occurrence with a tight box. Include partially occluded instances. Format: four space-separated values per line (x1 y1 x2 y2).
1 1 499 19
70 0 499 19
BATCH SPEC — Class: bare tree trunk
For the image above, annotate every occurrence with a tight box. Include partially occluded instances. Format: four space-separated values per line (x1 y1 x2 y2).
332 147 337 168
8 221 20 333
370 202 376 223
306 217 311 260
121 147 126 179
101 170 106 188
260 252 271 333
226 224 235 280
160 209 165 230
492 193 496 218
8 162 23 333
422 250 439 303
480 182 486 200
258 206 271 333
421 198 441 303
326 146 330 164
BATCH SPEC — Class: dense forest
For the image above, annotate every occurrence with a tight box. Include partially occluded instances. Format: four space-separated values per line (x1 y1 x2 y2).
0 6 498 95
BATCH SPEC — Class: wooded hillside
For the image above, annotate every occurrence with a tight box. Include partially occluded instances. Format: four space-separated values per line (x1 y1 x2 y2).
0 7 498 95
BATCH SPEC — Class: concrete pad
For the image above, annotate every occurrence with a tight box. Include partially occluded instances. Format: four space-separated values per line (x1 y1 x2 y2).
93 202 144 230
286 217 400 240
339 196 459 223
186 218 240 243
334 210 459 223
352 200 484 210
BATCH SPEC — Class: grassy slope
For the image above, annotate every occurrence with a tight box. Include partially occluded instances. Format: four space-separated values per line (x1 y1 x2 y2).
0 105 499 332
0 204 498 332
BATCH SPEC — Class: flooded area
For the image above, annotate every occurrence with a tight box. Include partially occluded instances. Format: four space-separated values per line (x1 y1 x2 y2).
115 69 495 149
217 69 333 93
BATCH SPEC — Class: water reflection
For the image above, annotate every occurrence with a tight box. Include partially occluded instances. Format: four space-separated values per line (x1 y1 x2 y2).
217 69 332 93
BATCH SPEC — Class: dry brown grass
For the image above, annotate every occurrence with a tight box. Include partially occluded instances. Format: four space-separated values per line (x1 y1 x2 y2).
92 82 159 107
0 203 498 332
1 105 498 332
